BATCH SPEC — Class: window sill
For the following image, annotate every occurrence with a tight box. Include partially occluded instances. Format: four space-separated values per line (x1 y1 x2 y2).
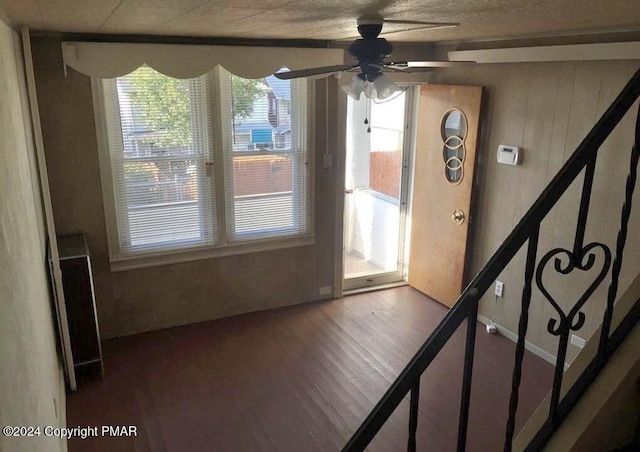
109 234 315 272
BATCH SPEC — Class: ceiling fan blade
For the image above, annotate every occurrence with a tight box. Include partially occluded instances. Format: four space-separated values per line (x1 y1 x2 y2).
371 63 426 74
374 64 407 73
274 65 355 80
378 22 459 37
389 60 476 68
382 19 459 26
385 67 435 73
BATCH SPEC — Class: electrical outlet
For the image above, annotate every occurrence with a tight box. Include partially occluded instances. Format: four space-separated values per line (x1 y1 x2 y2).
494 280 504 298
571 334 586 349
318 286 332 296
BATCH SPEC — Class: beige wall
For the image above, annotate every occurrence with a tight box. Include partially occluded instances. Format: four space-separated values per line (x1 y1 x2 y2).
432 60 640 361
32 37 340 339
0 24 66 452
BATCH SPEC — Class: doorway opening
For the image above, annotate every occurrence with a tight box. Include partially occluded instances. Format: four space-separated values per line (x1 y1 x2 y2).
343 88 415 291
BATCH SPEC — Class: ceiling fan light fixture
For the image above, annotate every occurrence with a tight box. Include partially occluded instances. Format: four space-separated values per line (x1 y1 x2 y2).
372 73 400 100
342 73 366 100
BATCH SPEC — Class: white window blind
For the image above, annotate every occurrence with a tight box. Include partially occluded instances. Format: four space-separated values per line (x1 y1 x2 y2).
101 66 217 256
218 69 311 241
97 65 313 265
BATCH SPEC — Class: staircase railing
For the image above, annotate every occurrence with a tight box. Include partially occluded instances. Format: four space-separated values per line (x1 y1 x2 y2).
343 67 640 452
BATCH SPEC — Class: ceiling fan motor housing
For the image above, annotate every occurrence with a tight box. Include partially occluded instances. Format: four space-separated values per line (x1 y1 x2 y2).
356 22 383 39
347 38 394 81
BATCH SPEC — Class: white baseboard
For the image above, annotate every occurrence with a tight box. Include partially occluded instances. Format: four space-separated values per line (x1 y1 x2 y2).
477 314 567 370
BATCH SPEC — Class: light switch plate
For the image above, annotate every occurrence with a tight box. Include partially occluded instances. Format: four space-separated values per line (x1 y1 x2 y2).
495 280 504 297
323 153 332 168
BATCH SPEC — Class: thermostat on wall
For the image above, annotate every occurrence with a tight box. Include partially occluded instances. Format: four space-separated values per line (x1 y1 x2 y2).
497 145 520 166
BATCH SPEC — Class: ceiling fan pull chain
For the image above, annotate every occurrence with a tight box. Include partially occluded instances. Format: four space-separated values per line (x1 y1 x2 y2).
365 96 371 133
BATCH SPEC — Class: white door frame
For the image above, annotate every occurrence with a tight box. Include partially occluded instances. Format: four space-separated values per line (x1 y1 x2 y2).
340 85 419 293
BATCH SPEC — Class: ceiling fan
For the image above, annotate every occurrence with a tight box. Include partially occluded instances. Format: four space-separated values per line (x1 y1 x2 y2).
274 17 474 100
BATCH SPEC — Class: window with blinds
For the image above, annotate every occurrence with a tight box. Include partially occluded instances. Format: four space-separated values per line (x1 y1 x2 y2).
99 65 311 260
218 69 311 241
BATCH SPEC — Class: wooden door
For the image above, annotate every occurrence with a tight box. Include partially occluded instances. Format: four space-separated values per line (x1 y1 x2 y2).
408 84 483 307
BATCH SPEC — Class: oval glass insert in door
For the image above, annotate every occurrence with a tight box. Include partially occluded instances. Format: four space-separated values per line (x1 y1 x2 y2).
441 108 468 185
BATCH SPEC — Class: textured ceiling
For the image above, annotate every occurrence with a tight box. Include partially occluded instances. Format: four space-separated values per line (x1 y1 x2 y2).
1 0 639 43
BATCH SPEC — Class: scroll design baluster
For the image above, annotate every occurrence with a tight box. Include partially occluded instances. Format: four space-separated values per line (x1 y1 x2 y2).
534 242 611 424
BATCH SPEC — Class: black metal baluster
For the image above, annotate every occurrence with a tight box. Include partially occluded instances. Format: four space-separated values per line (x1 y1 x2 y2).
546 157 598 425
573 159 597 257
408 380 420 452
597 104 640 367
457 299 479 452
534 145 612 427
548 329 570 426
504 227 540 451
535 241 612 428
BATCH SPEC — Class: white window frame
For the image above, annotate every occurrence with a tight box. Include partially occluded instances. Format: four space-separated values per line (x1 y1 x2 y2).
215 68 311 243
91 71 315 272
100 75 216 254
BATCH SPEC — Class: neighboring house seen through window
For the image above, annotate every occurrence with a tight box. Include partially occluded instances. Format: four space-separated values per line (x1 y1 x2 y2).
96 66 311 268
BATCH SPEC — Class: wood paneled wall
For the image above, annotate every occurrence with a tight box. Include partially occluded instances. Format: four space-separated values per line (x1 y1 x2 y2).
432 61 640 362
29 32 640 359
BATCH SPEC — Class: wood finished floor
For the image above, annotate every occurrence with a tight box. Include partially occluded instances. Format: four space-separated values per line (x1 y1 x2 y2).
67 287 554 451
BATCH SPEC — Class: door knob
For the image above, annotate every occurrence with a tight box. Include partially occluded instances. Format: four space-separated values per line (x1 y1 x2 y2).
452 209 465 225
